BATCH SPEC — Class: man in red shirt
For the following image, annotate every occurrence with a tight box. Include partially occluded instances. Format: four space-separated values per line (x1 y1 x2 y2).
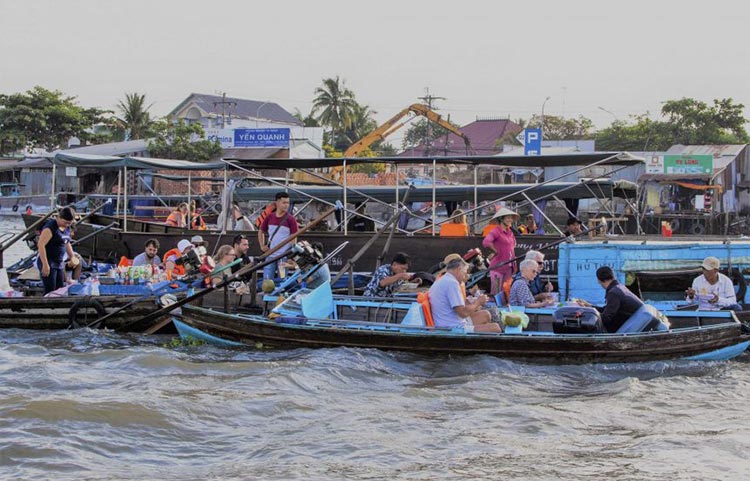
258 192 299 280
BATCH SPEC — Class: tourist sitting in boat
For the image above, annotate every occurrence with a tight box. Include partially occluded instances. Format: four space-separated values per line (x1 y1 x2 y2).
511 250 554 302
165 203 188 228
258 192 299 281
232 204 256 230
346 202 375 232
164 239 194 279
363 252 416 298
685 256 741 311
429 257 501 333
211 245 236 286
517 214 544 235
439 209 469 237
509 260 556 308
577 266 644 333
133 238 161 267
563 216 583 237
483 207 519 299
36 206 76 294
231 234 251 273
191 207 207 230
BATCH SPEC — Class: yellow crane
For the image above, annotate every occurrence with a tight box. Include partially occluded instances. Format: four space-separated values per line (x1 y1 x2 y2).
330 104 473 181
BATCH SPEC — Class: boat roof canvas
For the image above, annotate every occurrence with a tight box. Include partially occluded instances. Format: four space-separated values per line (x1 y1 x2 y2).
234 179 637 204
51 153 224 171
225 152 643 170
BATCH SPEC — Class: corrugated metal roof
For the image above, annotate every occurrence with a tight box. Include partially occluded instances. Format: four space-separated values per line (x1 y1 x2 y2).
170 93 302 126
666 144 746 156
54 139 149 157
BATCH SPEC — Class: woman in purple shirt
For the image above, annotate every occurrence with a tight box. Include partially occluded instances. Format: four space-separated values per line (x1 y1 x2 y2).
482 207 519 298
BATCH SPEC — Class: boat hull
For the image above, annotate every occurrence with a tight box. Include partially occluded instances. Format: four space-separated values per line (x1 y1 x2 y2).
0 295 174 332
23 213 562 274
175 305 750 363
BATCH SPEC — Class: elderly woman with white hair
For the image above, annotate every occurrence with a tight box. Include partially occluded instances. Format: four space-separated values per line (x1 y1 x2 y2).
509 259 556 308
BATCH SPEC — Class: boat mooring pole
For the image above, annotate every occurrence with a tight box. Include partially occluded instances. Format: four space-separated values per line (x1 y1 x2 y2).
432 159 436 236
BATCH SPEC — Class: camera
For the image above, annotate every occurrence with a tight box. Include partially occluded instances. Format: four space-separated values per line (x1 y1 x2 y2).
176 245 210 273
288 241 324 270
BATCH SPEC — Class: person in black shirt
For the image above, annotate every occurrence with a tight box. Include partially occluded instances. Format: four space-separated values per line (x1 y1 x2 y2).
563 217 583 237
36 206 77 294
579 266 643 332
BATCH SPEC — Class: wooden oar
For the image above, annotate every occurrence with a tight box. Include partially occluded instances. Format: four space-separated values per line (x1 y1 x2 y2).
126 201 342 334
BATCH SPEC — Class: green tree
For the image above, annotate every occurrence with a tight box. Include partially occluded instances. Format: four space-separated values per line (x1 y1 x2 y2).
293 108 320 127
401 118 459 152
312 76 357 150
116 92 154 140
147 119 222 161
596 98 749 151
0 86 108 154
528 114 594 140
342 103 378 149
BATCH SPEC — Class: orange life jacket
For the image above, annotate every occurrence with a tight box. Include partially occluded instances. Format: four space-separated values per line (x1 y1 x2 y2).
254 203 276 228
191 214 206 230
163 248 185 276
165 211 185 227
439 223 470 237
417 291 435 327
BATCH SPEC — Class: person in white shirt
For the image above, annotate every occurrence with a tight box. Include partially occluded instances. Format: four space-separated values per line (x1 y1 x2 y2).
685 256 741 310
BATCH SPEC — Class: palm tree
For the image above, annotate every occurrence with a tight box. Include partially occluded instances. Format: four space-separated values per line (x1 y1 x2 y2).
312 77 357 149
343 103 377 148
117 92 153 140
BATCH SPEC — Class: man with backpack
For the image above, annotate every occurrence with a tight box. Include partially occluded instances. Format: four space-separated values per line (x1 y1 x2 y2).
258 192 299 280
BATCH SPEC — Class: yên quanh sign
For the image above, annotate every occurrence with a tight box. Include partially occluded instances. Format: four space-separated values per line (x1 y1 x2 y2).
234 128 290 148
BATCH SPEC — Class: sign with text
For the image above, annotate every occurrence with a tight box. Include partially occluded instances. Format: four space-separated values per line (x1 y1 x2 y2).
663 154 713 175
523 128 542 156
234 128 290 148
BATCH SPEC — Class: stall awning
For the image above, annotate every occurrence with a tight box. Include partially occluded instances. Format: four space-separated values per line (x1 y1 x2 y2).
51 153 224 171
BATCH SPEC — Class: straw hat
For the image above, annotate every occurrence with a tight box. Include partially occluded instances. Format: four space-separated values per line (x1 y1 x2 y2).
492 207 520 220
443 253 464 265
701 256 720 270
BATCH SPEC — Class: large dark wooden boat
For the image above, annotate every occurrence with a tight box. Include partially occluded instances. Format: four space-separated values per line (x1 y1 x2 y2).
173 302 750 364
22 212 563 275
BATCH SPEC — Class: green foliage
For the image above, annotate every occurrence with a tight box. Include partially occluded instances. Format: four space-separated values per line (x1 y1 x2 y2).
401 118 459 150
293 108 320 127
312 76 358 150
147 119 222 161
116 92 154 140
528 114 594 140
342 103 378 149
596 98 749 151
0 86 109 154
163 336 205 348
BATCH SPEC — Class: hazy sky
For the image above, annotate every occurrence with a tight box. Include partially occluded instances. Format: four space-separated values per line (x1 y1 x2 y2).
2 0 749 144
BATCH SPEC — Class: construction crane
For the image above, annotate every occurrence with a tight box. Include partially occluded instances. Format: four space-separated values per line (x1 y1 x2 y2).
330 104 473 181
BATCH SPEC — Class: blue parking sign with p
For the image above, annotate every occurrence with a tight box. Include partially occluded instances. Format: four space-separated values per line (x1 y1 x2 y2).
524 128 542 156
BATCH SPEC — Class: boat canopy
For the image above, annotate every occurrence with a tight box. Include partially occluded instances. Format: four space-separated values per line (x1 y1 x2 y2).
234 179 637 204
50 153 224 171
621 257 750 275
225 152 644 170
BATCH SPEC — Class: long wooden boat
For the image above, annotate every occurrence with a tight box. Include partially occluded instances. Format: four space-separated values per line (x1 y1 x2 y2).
22 212 563 274
172 294 750 364
0 295 174 332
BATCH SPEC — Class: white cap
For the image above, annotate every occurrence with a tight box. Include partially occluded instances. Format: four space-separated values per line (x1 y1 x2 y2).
178 239 194 253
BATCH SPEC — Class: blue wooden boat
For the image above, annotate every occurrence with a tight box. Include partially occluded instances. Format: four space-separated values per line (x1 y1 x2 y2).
172 283 750 364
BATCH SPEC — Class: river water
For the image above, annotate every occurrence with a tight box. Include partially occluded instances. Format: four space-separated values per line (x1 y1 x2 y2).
1 218 750 480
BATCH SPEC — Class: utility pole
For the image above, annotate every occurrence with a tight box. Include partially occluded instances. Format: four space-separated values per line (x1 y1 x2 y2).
417 87 446 156
214 92 237 129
